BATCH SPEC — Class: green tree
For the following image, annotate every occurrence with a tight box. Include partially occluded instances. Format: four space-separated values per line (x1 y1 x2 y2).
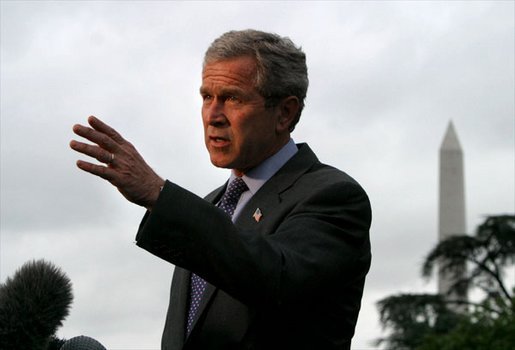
417 302 515 350
423 215 515 314
376 215 515 350
376 293 463 349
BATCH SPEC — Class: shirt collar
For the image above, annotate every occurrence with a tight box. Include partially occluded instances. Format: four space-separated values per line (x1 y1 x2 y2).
230 139 298 195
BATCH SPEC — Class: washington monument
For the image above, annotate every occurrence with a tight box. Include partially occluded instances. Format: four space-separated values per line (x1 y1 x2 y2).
438 121 467 307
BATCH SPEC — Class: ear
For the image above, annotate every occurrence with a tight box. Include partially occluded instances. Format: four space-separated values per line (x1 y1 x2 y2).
275 96 300 133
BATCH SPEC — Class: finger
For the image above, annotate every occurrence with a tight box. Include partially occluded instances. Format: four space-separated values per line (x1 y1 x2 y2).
70 140 113 164
76 159 116 181
88 116 127 145
72 123 120 153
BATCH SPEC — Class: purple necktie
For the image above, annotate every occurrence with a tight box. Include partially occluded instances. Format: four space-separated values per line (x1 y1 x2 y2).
186 177 248 335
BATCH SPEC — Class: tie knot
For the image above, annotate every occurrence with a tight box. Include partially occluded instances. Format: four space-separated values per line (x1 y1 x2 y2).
218 177 248 217
227 176 248 196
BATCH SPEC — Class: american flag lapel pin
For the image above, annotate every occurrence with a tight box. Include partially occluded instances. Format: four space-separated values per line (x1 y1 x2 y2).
253 208 263 222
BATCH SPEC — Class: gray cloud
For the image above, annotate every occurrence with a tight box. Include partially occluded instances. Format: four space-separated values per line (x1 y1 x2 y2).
1 1 513 348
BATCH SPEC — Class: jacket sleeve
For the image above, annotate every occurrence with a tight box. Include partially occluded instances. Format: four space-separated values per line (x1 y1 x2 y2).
136 178 371 310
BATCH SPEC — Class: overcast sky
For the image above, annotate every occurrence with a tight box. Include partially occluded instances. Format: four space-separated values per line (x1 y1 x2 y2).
1 1 514 349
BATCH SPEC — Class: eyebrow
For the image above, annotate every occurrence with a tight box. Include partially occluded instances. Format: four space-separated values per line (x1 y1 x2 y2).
199 86 247 97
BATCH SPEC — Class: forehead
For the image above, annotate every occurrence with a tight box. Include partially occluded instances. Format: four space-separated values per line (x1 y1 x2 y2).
201 56 258 90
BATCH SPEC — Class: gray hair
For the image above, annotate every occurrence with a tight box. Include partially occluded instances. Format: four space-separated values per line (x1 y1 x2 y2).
204 29 308 131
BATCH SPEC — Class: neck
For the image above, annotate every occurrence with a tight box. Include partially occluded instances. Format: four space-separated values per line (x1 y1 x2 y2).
232 137 293 177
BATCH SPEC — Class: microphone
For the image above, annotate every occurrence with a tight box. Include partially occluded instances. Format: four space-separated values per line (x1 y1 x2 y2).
59 335 106 350
0 259 73 350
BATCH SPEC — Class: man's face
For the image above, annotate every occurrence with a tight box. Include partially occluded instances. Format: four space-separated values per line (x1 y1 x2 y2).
201 56 288 176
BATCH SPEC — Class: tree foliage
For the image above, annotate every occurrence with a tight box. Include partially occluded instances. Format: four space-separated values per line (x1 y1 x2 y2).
376 215 515 349
417 300 515 350
423 215 515 313
376 294 463 349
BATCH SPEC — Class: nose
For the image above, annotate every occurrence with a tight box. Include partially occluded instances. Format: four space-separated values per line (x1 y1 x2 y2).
203 98 228 127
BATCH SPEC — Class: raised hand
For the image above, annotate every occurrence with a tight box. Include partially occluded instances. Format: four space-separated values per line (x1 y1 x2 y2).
70 116 165 210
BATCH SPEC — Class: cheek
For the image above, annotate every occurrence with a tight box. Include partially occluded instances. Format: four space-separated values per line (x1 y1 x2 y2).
236 127 268 159
233 121 257 147
230 109 275 149
201 110 208 128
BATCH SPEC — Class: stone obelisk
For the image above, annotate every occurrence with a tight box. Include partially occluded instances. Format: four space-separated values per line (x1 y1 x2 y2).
438 121 467 309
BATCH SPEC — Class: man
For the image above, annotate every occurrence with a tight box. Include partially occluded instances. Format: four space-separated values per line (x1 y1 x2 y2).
70 29 371 350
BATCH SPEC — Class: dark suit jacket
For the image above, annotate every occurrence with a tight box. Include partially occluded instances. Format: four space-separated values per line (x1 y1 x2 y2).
136 144 372 350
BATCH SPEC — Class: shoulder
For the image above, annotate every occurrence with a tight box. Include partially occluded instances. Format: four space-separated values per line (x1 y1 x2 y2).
293 162 370 214
288 143 368 198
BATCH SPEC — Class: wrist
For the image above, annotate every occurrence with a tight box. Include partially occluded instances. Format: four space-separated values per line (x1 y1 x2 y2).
145 178 166 211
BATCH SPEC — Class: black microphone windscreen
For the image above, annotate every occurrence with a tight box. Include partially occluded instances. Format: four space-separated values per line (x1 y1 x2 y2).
0 259 73 350
60 335 107 350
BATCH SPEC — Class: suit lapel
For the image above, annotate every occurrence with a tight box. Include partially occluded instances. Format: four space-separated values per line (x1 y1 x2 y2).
185 144 317 339
184 183 226 341
164 267 189 349
235 143 318 228
187 282 217 339
204 183 227 204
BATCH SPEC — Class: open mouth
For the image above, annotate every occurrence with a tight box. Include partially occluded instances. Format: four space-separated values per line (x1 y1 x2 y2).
209 136 230 147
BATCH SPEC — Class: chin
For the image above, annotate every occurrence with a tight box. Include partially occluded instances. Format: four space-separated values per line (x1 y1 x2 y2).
209 157 232 169
208 148 237 169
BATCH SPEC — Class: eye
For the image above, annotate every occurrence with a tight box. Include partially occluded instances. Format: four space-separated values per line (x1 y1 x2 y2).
226 95 241 104
201 94 212 102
